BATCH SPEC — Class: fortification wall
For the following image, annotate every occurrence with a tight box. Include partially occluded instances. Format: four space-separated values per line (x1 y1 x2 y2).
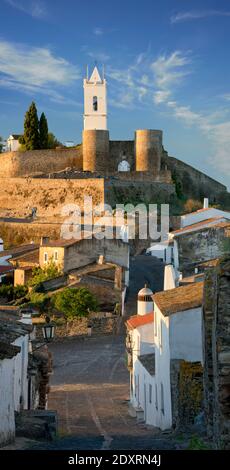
167 156 226 200
105 178 175 207
0 147 83 177
0 177 104 218
109 140 135 172
135 129 162 173
83 130 109 172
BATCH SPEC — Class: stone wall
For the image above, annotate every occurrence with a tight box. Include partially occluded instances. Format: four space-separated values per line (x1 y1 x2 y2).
167 156 226 200
176 224 230 272
104 179 175 207
35 313 120 340
203 257 230 449
109 140 135 172
170 359 204 430
0 147 83 177
0 177 104 218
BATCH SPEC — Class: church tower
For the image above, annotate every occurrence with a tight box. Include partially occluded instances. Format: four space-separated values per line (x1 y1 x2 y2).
83 66 107 130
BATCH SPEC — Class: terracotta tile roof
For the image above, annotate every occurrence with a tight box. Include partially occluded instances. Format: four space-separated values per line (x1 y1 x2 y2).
154 282 204 316
126 312 154 330
40 239 79 247
0 244 39 258
138 353 155 376
171 217 227 236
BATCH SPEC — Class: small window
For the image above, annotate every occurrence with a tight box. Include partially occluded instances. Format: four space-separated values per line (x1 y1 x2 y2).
93 96 98 111
155 384 158 410
149 384 152 404
44 252 48 263
54 251 58 261
161 382 164 415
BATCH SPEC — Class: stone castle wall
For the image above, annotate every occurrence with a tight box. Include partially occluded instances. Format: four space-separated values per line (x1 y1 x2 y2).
167 156 226 200
0 177 104 218
0 147 83 177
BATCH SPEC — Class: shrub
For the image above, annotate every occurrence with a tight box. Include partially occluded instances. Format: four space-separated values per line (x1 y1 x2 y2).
0 284 28 301
29 260 62 287
53 287 98 319
183 198 203 213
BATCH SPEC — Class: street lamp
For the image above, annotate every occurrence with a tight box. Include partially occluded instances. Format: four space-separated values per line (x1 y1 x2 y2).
31 316 55 352
42 316 55 342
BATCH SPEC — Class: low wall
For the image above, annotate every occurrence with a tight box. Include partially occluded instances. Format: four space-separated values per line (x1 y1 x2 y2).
35 314 120 340
0 147 83 177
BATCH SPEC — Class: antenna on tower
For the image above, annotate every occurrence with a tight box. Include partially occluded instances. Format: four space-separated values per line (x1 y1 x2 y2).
86 64 89 80
102 64 105 80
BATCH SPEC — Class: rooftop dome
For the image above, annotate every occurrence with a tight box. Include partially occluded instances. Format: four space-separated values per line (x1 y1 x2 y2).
138 284 153 297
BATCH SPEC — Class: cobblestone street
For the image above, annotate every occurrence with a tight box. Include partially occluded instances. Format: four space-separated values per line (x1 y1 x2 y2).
34 256 172 450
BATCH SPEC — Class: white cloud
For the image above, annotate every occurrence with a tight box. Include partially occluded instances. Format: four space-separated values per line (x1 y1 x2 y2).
87 51 110 62
93 27 104 36
222 93 230 101
171 10 230 24
151 51 191 89
0 40 80 102
0 41 79 87
154 90 171 105
4 0 47 19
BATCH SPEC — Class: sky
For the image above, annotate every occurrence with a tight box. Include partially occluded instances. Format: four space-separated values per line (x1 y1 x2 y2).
0 0 230 188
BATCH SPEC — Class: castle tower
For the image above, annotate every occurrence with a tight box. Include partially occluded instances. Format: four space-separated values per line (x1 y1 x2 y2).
137 284 153 316
83 66 107 130
135 129 162 174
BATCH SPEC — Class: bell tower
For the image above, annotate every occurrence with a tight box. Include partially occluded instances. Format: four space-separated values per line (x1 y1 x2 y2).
83 65 107 130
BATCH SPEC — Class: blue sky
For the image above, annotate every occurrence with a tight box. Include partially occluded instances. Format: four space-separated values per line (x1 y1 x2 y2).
0 0 230 188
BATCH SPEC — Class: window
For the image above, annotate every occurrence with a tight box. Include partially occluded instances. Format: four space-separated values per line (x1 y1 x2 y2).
44 252 48 263
149 384 152 404
155 384 158 410
93 96 98 111
54 251 58 261
161 382 164 415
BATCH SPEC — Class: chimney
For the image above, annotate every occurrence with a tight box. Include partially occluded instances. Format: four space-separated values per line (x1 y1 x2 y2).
203 198 209 209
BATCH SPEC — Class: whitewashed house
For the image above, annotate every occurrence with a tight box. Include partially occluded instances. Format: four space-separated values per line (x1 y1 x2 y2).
146 240 173 264
7 135 21 152
126 282 204 430
126 285 155 425
0 319 32 446
181 198 230 228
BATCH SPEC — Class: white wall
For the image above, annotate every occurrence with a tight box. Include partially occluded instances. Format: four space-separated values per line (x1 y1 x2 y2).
132 359 156 426
0 357 15 446
13 335 29 410
147 243 172 264
83 75 107 130
181 208 230 228
170 307 203 363
164 265 176 290
154 304 172 430
7 138 20 152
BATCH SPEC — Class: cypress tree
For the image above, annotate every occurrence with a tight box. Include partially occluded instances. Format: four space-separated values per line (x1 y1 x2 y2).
23 101 40 150
39 112 49 149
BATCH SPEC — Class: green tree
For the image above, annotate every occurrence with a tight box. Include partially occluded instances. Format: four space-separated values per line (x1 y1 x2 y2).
30 260 62 287
22 101 40 150
53 287 98 319
39 112 49 149
47 132 62 149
